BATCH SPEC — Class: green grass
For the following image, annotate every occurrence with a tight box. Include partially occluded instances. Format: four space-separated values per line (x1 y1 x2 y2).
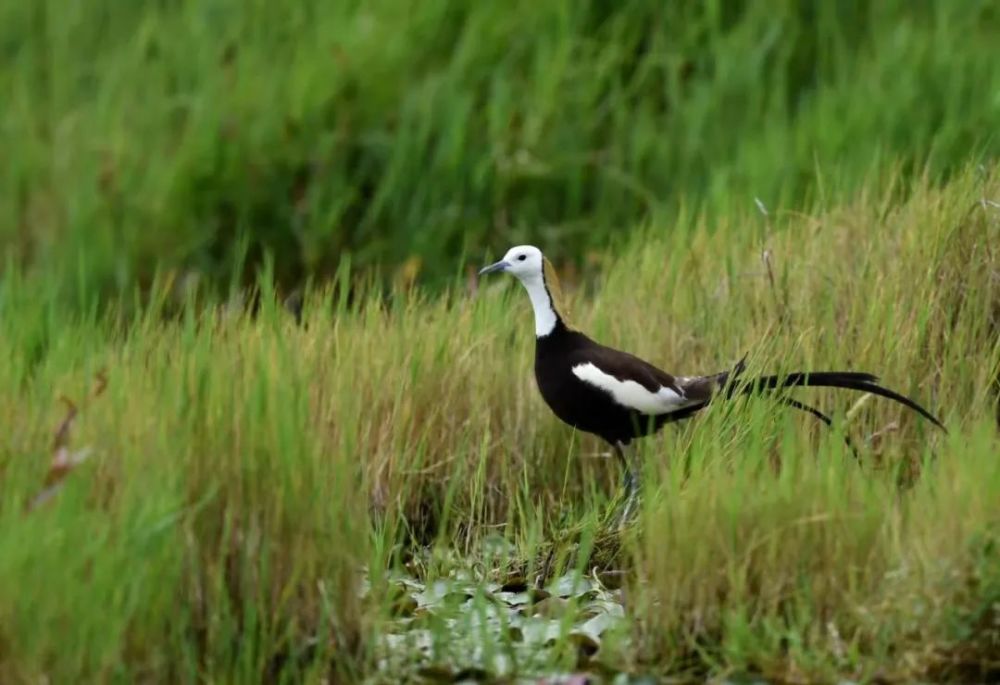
1 164 998 682
2 0 1000 301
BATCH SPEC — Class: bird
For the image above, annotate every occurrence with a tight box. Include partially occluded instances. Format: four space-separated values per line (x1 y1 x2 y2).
478 244 946 521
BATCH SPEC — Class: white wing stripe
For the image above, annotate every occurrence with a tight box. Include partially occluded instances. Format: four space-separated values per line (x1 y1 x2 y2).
571 362 693 414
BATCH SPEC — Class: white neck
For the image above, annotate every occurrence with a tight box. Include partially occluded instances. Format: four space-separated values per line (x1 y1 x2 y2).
519 275 559 337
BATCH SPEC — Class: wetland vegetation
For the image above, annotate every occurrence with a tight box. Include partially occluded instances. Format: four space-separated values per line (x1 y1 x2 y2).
2 1 999 682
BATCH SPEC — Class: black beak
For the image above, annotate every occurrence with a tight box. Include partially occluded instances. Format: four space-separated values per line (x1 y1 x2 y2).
478 260 509 276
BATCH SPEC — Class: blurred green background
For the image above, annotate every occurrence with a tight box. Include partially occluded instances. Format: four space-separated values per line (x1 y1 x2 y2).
2 0 998 303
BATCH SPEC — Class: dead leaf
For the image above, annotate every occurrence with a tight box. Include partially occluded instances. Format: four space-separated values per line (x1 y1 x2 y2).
27 369 108 512
50 396 78 451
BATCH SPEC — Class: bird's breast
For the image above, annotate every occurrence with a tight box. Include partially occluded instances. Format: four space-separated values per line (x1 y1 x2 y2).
533 357 625 430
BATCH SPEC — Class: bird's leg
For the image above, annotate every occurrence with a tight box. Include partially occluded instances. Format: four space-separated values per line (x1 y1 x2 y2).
614 441 640 526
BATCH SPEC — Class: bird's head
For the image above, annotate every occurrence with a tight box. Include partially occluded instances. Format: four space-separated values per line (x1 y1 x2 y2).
478 244 545 282
479 245 568 336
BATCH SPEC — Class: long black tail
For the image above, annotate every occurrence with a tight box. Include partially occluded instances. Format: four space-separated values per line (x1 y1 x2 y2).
725 370 946 431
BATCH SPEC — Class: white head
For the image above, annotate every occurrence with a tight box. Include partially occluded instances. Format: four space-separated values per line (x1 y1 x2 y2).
478 245 545 282
479 244 564 337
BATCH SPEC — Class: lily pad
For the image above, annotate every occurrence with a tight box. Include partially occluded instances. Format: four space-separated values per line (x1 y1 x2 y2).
370 559 631 682
573 611 621 644
546 573 594 598
413 579 475 609
518 617 566 647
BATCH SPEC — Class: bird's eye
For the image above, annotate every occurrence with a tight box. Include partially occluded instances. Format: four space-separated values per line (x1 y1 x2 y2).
517 254 527 261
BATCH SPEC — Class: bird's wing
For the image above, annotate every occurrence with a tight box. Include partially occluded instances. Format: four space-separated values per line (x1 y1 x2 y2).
673 355 747 402
568 345 702 415
673 373 727 402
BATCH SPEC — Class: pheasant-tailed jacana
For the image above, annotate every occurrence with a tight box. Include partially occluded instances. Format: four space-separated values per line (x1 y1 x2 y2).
478 245 945 521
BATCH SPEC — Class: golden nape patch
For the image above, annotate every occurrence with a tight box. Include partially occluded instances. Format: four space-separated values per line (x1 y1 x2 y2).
542 257 570 325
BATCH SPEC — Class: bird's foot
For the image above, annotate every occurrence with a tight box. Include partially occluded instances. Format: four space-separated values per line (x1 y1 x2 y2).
615 471 640 530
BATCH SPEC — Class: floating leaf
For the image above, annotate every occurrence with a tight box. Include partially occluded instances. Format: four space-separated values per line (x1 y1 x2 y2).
519 618 565 647
370 564 630 682
413 580 473 609
546 573 594 598
496 591 534 607
580 599 625 620
574 612 620 644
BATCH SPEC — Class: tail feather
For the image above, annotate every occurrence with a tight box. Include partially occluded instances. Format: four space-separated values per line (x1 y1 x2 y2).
730 371 880 393
843 380 945 431
724 369 946 432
